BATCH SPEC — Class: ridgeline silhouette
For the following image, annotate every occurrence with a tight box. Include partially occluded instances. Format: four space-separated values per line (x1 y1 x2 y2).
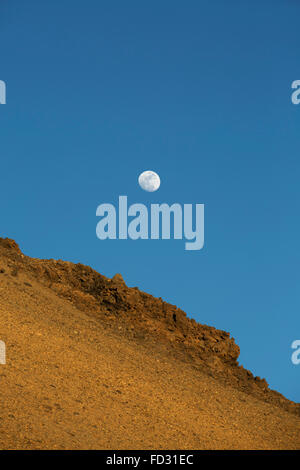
0 237 299 449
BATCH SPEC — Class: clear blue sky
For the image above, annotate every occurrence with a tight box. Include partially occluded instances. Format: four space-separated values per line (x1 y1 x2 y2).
0 0 299 401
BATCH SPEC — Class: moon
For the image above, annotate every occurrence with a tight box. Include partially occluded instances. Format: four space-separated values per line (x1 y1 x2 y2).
138 170 161 192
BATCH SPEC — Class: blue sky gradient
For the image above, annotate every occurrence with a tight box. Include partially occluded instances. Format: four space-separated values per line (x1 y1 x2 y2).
0 0 299 401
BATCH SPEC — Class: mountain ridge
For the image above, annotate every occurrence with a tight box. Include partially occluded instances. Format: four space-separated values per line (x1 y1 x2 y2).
0 237 299 449
0 237 298 416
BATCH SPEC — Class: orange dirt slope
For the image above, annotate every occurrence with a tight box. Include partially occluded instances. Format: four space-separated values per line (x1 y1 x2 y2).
0 238 299 450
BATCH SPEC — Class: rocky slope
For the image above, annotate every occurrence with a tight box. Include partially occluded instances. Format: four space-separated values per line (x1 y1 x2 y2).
0 237 299 449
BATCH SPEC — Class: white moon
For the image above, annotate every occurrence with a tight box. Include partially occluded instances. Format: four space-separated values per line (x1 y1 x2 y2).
138 170 161 192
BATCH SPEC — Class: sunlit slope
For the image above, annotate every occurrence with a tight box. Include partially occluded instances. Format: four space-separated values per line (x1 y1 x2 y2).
0 238 299 450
